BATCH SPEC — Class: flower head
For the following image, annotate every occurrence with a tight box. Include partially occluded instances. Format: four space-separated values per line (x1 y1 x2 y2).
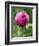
15 11 29 27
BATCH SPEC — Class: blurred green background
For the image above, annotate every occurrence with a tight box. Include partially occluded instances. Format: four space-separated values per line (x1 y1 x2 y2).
11 7 33 38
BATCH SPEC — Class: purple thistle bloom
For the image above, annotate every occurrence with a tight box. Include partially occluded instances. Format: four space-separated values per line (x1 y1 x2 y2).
15 11 29 27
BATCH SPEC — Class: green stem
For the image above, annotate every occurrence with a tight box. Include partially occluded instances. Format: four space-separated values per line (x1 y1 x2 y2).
22 26 25 31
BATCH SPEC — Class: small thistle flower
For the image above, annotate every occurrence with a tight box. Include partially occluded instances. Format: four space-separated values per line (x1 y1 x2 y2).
15 11 29 27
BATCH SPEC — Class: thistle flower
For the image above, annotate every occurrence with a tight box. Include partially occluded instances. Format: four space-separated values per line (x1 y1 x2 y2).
15 11 29 27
